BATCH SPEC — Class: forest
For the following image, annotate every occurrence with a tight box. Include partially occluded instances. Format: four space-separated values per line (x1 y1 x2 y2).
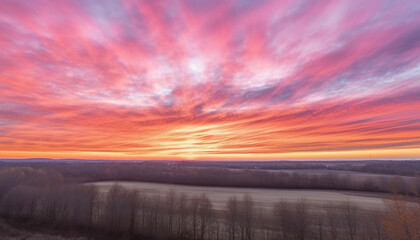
0 161 419 240
1 160 420 195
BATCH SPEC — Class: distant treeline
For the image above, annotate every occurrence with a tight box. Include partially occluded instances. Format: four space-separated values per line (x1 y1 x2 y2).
0 161 420 195
326 161 420 176
177 160 420 176
0 166 419 240
3 159 420 175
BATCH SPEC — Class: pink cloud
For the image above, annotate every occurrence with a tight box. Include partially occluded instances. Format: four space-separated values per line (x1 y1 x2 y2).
0 0 420 159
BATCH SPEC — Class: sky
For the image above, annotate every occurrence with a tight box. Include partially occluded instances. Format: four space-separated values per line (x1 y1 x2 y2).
0 0 420 160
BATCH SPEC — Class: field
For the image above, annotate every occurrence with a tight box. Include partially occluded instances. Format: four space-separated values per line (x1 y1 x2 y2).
92 181 391 210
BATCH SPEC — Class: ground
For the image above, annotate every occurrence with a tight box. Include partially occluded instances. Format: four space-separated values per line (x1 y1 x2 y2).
0 218 89 240
92 181 393 210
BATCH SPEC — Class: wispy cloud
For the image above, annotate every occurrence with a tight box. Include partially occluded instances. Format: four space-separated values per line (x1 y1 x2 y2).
0 0 420 160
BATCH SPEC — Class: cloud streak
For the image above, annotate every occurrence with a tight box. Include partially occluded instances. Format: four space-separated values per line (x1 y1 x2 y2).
0 0 420 160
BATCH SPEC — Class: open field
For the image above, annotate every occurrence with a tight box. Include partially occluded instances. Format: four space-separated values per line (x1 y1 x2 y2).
91 181 393 210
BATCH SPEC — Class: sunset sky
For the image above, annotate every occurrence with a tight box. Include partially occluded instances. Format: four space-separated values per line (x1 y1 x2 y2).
1 0 420 160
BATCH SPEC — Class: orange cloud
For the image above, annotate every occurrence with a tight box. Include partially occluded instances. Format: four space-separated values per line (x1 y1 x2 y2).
0 0 420 160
